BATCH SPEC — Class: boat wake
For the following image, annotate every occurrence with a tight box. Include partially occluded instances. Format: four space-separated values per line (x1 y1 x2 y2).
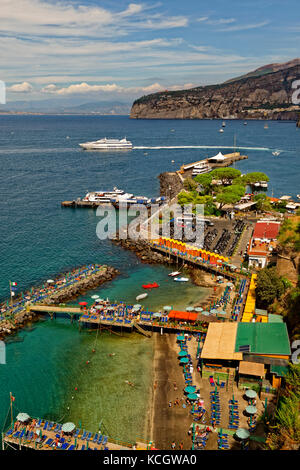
133 145 272 151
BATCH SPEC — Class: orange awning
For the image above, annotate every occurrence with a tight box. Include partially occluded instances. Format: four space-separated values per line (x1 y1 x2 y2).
168 310 197 321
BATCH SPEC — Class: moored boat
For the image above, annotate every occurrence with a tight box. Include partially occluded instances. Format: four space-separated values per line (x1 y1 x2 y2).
174 277 189 282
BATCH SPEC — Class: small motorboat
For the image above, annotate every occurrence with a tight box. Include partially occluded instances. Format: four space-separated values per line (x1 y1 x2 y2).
174 277 189 282
168 271 181 277
136 293 148 301
142 282 159 289
219 128 224 133
272 150 281 156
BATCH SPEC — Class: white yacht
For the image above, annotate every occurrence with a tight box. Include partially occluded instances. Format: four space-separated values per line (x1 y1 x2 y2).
79 137 133 150
192 161 212 176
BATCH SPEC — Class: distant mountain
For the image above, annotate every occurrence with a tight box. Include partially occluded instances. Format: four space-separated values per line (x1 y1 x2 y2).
130 59 300 120
0 99 131 115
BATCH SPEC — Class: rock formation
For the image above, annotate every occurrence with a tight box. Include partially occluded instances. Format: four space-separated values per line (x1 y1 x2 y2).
131 60 300 120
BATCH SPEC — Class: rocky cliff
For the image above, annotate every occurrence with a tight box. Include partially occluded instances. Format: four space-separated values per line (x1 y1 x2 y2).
131 60 300 120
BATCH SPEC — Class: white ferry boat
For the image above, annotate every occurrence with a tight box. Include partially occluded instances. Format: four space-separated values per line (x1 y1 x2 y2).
82 187 125 203
192 161 212 176
79 137 133 150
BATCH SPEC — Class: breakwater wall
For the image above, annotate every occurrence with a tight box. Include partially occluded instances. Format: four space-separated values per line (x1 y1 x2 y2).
0 264 119 339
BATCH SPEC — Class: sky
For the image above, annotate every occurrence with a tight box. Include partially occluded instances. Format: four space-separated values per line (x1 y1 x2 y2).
1 0 300 104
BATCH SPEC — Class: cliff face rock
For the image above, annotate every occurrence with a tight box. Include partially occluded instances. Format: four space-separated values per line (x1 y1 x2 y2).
131 61 300 120
158 172 183 199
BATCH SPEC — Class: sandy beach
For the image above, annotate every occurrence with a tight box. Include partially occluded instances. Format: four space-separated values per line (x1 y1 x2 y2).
150 332 193 450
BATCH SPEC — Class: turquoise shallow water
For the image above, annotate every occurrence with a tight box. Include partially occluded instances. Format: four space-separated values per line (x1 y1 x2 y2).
0 116 299 440
0 320 153 443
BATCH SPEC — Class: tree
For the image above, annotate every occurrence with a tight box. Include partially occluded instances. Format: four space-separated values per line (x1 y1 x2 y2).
241 172 269 184
183 177 198 192
210 167 241 184
255 266 285 308
253 193 272 212
194 173 213 192
177 191 194 206
216 184 245 209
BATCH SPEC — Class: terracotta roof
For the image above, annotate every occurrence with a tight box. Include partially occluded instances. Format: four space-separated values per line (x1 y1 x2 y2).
253 221 280 240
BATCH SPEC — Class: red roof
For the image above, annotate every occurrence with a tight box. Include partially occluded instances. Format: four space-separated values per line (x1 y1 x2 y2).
253 221 280 240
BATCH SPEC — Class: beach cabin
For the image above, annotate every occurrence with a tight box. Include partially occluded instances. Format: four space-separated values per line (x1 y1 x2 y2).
200 322 291 394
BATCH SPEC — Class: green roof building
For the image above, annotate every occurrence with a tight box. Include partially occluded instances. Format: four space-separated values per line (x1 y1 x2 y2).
235 323 291 358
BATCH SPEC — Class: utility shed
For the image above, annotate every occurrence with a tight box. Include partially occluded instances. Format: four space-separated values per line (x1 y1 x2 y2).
235 323 291 359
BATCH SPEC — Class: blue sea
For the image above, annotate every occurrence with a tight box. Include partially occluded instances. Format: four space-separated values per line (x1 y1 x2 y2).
0 115 299 441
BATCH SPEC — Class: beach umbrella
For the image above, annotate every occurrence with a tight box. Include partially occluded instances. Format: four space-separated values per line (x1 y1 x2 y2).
202 311 210 316
62 422 76 433
152 312 161 318
186 306 194 312
245 405 257 415
187 393 198 401
218 310 227 315
210 309 218 314
16 413 30 423
47 279 54 284
91 295 99 299
227 282 234 287
163 306 172 311
180 357 189 364
178 350 188 357
79 301 87 306
194 307 203 312
235 428 250 440
177 335 185 341
133 304 142 309
95 298 104 303
185 385 196 393
245 389 257 399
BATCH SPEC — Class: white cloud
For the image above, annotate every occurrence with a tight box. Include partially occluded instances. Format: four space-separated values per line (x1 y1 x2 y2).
219 21 270 32
40 81 197 96
8 81 33 93
0 0 188 38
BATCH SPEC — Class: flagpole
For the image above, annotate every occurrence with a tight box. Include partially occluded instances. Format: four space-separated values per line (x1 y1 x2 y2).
10 392 13 426
9 281 13 307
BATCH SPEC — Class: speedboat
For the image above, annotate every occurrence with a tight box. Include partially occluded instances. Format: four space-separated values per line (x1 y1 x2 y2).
168 271 181 277
174 277 189 282
142 282 159 289
79 137 133 150
136 293 148 301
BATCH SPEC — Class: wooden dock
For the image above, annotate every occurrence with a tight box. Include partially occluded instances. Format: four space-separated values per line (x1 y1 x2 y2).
150 243 242 280
179 152 248 175
2 419 150 451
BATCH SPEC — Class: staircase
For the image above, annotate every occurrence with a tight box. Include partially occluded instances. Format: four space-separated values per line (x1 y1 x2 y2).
133 322 152 338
